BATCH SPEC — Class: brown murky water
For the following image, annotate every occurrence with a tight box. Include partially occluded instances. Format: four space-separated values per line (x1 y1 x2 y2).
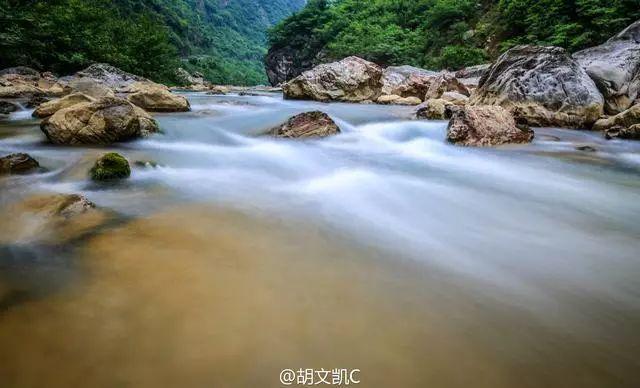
1 93 640 387
0 206 638 388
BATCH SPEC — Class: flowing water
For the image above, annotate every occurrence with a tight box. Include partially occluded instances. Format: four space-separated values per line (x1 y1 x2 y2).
0 92 639 387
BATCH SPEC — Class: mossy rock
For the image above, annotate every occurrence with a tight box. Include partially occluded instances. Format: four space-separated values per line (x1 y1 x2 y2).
90 153 131 181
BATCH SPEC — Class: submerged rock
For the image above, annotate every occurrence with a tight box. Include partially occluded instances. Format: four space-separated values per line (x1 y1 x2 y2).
126 82 190 112
471 45 604 128
32 93 95 118
381 65 437 99
0 193 107 245
283 56 383 102
40 97 159 145
447 105 534 146
271 111 340 138
90 153 131 181
605 124 640 140
0 153 40 175
573 20 640 114
0 100 19 114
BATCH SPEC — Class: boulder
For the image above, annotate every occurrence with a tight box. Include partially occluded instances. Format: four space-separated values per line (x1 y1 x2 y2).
0 66 40 77
0 153 40 175
447 105 534 146
416 99 450 120
283 56 383 102
32 93 95 118
424 73 470 100
25 95 50 108
381 65 437 99
0 82 44 98
0 70 66 98
0 100 20 114
90 152 131 181
175 68 206 87
67 78 115 99
593 104 640 131
271 111 340 138
573 20 640 114
441 91 469 105
471 45 604 128
206 85 230 95
74 63 148 90
377 94 402 104
604 124 640 140
126 82 190 112
40 97 159 145
455 64 491 79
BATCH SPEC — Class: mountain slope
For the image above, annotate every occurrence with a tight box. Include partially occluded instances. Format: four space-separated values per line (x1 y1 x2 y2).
266 0 640 85
0 0 305 85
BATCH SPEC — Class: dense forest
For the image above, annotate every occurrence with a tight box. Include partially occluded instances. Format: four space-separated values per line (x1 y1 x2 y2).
268 0 640 73
0 0 305 85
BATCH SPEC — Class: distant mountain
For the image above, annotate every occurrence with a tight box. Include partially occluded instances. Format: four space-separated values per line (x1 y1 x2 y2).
0 0 306 85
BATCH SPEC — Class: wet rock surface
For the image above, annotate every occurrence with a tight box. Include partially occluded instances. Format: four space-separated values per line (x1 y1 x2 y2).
447 105 534 146
270 111 340 138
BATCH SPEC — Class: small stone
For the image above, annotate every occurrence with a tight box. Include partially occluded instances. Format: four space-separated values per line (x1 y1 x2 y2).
90 153 131 181
271 111 340 139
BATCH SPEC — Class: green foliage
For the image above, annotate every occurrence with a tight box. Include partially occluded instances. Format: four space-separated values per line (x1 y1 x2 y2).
0 0 305 85
269 0 640 71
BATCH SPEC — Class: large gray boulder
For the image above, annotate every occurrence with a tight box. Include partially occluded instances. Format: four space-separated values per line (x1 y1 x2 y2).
447 105 534 146
573 19 640 114
471 45 604 128
380 65 437 99
283 56 383 102
40 97 159 145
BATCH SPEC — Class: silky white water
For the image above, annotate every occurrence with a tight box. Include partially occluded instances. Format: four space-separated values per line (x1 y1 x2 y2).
0 92 639 387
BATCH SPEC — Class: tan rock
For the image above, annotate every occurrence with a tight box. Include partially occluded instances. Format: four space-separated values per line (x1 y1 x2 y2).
283 56 383 102
416 99 450 120
33 93 96 118
126 82 190 112
271 111 340 138
593 104 640 131
67 78 115 99
447 105 534 146
40 97 159 145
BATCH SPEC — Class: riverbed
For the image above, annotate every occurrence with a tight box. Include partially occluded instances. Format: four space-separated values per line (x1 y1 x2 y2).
1 92 639 387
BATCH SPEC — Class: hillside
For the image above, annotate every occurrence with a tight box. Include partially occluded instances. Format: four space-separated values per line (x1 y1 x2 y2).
266 0 640 84
0 0 305 85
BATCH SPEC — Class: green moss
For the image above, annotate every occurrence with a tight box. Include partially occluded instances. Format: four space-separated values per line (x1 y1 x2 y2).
90 153 131 181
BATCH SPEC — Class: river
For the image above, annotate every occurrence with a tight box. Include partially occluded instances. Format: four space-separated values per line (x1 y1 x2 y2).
1 92 639 387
